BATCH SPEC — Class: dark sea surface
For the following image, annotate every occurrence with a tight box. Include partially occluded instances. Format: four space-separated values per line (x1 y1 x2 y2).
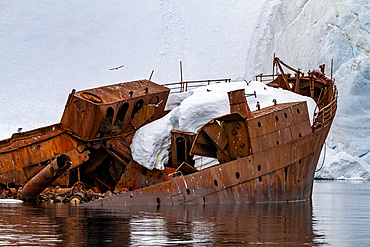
0 180 369 246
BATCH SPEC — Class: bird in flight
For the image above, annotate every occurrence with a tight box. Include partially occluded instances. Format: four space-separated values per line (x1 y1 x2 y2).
109 65 124 70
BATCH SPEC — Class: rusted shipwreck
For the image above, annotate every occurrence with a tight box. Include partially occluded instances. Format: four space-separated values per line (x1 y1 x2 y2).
0 58 337 204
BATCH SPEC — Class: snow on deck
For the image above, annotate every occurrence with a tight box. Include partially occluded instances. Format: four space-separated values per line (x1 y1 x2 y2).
131 81 316 170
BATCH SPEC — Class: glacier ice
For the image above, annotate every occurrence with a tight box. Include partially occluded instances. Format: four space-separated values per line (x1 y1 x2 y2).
243 0 370 179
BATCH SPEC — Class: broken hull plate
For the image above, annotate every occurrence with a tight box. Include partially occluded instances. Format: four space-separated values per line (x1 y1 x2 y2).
83 122 331 207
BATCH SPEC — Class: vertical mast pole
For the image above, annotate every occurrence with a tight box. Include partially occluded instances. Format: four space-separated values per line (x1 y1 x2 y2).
180 61 183 92
331 59 333 81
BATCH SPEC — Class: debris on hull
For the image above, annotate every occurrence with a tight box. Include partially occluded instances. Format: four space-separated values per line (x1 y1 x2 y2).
0 80 171 202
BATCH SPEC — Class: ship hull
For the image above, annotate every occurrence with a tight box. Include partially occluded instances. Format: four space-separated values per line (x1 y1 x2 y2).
84 119 332 206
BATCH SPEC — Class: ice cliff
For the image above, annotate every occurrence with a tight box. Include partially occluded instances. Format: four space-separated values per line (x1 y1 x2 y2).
0 0 369 179
244 0 370 179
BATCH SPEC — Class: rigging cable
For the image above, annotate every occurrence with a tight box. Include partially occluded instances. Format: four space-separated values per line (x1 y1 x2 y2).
316 142 327 172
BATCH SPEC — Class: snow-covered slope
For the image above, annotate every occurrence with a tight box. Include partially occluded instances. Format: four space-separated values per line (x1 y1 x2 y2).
1 1 369 179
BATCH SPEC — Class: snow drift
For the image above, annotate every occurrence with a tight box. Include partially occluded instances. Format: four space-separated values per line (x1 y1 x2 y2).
131 81 316 170
0 1 369 179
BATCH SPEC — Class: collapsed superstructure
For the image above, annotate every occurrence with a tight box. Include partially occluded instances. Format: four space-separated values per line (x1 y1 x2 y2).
0 58 337 204
0 80 171 201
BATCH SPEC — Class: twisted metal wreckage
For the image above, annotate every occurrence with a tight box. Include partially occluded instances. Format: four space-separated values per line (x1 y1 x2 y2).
0 58 337 205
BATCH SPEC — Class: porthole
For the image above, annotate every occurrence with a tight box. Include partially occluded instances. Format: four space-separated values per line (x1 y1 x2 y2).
100 107 114 134
236 172 240 179
186 188 190 195
150 96 159 104
275 116 279 121
258 177 262 182
284 167 288 180
276 141 279 145
258 122 261 127
284 112 288 118
299 159 302 165
131 99 144 119
258 165 261 171
214 179 218 187
297 108 300 114
299 133 302 137
156 197 161 205
113 103 129 131
231 129 237 136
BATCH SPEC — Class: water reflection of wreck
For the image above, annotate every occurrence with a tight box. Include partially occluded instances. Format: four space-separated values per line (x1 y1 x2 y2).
0 58 337 204
0 202 323 246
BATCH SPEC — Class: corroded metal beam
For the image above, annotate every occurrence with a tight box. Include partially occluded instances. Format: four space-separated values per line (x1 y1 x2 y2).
19 154 72 200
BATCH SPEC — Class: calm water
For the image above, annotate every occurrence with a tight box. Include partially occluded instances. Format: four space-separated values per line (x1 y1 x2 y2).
0 180 369 246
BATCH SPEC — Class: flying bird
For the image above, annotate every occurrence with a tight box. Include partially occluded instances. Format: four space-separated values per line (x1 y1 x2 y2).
243 79 251 85
109 65 124 70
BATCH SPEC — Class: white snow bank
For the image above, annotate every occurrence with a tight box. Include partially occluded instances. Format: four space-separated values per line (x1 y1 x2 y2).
165 91 194 111
131 107 180 171
132 81 316 170
315 147 370 180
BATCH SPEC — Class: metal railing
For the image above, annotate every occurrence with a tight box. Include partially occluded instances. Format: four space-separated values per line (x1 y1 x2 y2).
163 79 231 93
313 85 338 128
255 74 276 83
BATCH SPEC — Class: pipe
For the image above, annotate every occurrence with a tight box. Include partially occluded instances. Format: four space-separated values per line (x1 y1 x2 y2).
19 154 72 200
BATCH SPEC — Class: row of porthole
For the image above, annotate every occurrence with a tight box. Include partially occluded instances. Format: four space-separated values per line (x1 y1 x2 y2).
100 95 161 135
214 176 263 187
154 156 310 205
211 165 263 187
257 108 301 127
100 100 143 134
180 157 312 205
204 158 308 202
155 166 265 205
276 132 303 144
